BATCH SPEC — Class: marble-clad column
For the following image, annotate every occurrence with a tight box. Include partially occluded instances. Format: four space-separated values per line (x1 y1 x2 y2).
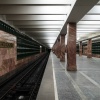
53 42 57 56
52 44 56 54
56 39 61 58
79 41 82 56
54 42 58 56
54 45 57 54
67 23 77 71
87 39 92 58
60 34 65 62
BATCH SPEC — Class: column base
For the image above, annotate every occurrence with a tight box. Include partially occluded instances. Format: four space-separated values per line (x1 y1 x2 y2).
87 53 92 58
79 50 82 56
67 66 77 71
60 56 65 62
60 59 65 62
57 54 60 58
87 56 92 58
57 56 59 58
60 54 65 62
79 54 82 56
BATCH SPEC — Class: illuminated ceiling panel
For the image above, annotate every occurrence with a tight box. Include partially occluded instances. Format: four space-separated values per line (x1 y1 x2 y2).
77 0 100 41
7 15 67 21
13 21 64 25
81 15 100 21
0 0 73 5
0 6 71 14
88 6 100 14
16 25 62 29
78 21 100 25
0 0 99 47
77 25 100 28
0 0 75 48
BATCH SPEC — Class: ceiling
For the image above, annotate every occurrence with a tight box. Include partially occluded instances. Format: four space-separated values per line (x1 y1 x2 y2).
77 0 100 41
0 0 99 48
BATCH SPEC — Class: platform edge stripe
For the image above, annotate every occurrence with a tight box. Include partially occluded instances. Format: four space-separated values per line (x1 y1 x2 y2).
51 54 59 100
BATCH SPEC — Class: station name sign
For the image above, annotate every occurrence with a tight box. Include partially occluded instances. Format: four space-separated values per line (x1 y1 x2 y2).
0 41 14 48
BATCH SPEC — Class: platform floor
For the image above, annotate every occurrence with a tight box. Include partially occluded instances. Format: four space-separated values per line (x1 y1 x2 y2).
36 53 55 100
37 52 100 100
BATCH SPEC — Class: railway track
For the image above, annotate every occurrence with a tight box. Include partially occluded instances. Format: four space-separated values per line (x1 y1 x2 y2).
0 53 49 100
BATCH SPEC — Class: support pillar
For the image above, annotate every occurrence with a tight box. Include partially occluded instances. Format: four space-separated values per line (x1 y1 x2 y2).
87 39 92 58
56 39 61 58
55 42 58 56
60 34 65 62
67 23 77 71
53 42 57 56
79 41 82 56
52 44 56 54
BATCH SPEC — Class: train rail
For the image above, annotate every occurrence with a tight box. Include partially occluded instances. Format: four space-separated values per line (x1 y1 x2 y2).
0 53 49 100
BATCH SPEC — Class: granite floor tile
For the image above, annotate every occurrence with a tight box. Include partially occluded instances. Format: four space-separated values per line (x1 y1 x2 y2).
51 53 100 100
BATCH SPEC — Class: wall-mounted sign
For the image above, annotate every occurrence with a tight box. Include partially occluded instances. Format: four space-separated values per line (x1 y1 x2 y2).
0 41 14 48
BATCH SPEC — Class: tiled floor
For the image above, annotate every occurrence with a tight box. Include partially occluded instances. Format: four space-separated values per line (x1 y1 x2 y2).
36 54 55 100
53 53 100 100
37 52 100 100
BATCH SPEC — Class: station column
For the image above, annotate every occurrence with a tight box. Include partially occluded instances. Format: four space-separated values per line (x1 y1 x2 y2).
56 39 61 58
67 23 77 71
52 43 56 54
54 42 58 56
87 39 92 58
79 41 82 56
60 34 65 62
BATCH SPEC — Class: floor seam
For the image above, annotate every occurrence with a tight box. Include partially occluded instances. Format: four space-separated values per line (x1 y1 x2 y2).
80 71 100 89
60 63 88 100
51 54 59 100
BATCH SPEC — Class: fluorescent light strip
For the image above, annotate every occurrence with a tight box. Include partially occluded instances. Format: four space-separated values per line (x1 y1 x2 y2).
78 21 100 24
77 29 100 31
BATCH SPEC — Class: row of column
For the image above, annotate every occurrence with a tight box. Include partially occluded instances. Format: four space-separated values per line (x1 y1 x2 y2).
52 23 77 71
79 39 92 58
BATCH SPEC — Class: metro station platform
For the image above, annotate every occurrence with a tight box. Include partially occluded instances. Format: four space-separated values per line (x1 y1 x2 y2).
37 52 100 100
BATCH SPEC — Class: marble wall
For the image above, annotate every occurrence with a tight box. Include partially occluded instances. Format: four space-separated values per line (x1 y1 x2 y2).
0 30 16 76
0 30 44 76
16 53 44 68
